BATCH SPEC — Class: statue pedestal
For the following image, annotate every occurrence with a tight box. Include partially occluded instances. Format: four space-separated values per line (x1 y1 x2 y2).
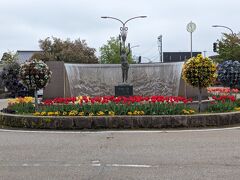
115 84 133 97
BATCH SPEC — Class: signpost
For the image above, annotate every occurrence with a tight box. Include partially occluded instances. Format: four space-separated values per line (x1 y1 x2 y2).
186 21 196 57
185 21 196 98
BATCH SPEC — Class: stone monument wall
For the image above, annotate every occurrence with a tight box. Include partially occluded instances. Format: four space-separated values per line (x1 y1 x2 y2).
43 62 207 99
64 63 183 97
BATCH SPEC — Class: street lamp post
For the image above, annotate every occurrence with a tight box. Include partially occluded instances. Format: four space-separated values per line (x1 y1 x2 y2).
212 25 234 36
101 16 147 83
212 25 236 60
101 16 146 49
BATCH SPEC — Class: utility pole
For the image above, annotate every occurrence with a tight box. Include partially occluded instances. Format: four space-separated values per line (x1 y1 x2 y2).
203 50 207 58
158 35 163 62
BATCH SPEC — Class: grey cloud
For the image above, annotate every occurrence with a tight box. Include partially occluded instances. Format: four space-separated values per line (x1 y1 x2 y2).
0 0 239 60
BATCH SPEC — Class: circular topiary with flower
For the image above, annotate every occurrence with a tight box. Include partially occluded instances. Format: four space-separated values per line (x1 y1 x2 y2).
19 59 52 108
182 54 217 111
217 60 240 89
182 54 217 88
20 59 52 91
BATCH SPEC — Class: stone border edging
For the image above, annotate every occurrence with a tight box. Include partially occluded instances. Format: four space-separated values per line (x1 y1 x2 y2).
1 111 240 129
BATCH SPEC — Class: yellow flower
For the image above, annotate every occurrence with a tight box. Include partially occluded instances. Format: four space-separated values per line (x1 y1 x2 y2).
8 98 18 104
8 96 34 105
133 111 137 115
54 111 60 116
234 107 240 111
127 112 132 115
77 96 83 100
47 112 55 116
62 112 68 116
108 111 115 116
97 111 105 116
33 112 41 116
78 111 84 116
89 112 94 116
41 112 46 116
182 109 189 114
68 110 78 116
182 55 217 88
23 97 34 103
140 111 145 115
132 111 144 115
211 66 216 71
183 109 195 115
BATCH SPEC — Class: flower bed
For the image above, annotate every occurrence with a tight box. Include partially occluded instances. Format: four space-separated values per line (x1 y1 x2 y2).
207 87 239 95
3 94 240 116
1 95 240 129
4 96 195 116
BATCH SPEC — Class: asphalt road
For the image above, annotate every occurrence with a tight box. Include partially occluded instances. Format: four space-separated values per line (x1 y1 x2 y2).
0 128 240 180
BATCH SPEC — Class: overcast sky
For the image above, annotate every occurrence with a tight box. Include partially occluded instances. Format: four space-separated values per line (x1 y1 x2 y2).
0 0 239 62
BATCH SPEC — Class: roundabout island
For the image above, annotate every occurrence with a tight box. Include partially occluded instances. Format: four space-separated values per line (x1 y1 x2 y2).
1 92 240 130
1 111 240 130
1 53 240 131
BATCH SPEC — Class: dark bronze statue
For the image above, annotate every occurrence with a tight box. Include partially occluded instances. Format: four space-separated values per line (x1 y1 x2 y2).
120 43 130 83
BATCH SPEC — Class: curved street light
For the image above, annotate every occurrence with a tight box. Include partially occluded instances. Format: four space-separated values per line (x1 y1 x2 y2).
212 25 234 35
212 25 239 60
130 45 140 50
101 16 147 48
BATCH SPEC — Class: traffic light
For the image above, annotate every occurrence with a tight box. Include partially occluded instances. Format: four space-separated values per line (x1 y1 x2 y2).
213 42 217 52
138 56 141 63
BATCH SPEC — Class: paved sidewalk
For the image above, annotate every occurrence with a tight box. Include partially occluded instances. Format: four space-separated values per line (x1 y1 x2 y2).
0 99 8 110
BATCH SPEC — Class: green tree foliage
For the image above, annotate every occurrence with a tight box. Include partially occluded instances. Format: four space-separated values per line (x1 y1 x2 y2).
214 33 240 63
1 51 18 64
31 37 98 63
0 62 27 97
99 37 134 64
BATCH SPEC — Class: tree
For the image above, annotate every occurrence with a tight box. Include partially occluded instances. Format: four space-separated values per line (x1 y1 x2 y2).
0 62 27 97
182 55 217 112
99 37 134 64
214 33 240 63
31 37 98 63
1 51 18 64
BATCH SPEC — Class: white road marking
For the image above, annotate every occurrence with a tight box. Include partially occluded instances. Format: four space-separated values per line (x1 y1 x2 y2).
106 164 156 168
0 126 240 134
63 164 71 167
33 164 40 167
92 164 101 167
1 162 157 168
92 160 100 163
